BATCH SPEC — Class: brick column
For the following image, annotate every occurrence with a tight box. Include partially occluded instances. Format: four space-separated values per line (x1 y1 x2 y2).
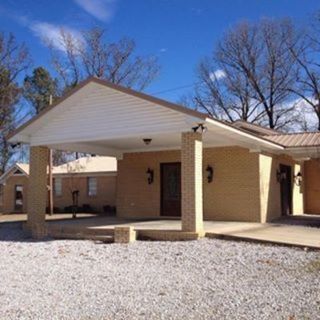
27 146 49 239
181 132 203 232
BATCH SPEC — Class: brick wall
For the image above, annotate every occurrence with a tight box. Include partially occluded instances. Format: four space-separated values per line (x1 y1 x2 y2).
304 159 320 214
259 153 304 222
0 175 29 213
53 175 116 211
0 174 116 213
117 146 262 222
117 147 305 222
203 147 261 222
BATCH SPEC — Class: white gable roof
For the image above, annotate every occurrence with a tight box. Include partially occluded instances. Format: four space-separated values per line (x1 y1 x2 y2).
9 78 204 146
8 77 286 156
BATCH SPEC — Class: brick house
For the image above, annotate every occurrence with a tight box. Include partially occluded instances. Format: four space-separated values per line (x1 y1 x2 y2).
0 157 117 214
7 77 320 238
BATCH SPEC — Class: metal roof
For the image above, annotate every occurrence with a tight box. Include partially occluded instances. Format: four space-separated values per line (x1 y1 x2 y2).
265 132 320 148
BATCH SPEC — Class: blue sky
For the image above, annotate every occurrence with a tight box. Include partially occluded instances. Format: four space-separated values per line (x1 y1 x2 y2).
0 0 319 102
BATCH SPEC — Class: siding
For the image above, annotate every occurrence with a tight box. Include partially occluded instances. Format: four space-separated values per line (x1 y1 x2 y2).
29 83 193 146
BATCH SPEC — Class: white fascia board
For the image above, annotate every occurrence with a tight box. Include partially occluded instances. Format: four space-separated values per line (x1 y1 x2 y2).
205 118 284 151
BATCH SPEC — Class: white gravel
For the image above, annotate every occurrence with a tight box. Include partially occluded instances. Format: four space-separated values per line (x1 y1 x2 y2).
0 223 319 320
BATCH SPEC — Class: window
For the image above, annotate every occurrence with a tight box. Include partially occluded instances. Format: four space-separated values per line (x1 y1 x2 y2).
87 177 97 196
54 178 62 196
0 184 4 205
14 185 23 211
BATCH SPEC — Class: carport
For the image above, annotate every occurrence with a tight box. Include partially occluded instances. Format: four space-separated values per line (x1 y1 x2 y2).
7 77 319 240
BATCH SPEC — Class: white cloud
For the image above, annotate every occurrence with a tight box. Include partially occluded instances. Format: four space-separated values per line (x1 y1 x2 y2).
160 48 167 53
30 22 84 52
73 0 116 22
209 69 226 81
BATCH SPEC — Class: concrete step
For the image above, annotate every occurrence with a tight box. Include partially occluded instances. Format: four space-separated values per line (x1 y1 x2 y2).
50 231 114 242
48 225 115 242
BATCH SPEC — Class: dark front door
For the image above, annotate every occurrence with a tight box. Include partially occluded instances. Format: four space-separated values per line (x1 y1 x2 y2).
161 163 181 216
279 164 292 216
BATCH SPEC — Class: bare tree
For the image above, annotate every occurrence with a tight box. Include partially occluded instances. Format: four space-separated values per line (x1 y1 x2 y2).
0 32 30 173
287 13 320 131
194 58 264 122
50 27 160 91
194 19 300 130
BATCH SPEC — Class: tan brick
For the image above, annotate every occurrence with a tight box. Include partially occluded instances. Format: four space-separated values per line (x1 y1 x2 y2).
27 146 49 239
259 153 304 222
181 132 203 232
116 146 305 224
304 159 320 214
114 226 136 243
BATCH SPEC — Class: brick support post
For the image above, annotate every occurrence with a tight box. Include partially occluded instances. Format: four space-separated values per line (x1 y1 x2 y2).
114 226 136 243
27 146 49 239
181 132 203 232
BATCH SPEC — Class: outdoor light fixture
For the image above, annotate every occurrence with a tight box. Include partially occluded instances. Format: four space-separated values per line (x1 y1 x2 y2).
10 143 21 149
146 168 154 184
276 169 287 183
294 172 303 186
206 165 213 183
143 138 152 145
192 123 207 133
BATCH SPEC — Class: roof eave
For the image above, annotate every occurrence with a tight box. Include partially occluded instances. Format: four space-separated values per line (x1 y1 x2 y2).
205 118 285 150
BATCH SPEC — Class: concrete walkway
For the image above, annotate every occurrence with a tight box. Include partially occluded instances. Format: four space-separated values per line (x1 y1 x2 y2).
205 221 320 249
1 213 319 249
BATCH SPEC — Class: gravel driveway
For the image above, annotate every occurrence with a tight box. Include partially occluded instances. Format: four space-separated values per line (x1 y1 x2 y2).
0 223 319 320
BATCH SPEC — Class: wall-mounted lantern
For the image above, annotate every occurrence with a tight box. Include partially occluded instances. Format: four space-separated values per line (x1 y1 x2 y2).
192 123 207 133
206 165 213 183
146 168 154 184
294 172 302 186
143 138 152 145
276 169 287 183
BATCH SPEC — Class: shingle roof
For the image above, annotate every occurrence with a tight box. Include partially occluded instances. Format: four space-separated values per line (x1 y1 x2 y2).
264 132 320 148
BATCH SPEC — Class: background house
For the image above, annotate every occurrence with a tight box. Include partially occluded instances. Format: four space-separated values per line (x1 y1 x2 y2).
0 156 117 214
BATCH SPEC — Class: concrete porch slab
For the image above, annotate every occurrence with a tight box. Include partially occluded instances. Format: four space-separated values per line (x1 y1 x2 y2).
46 216 320 249
1 214 319 248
